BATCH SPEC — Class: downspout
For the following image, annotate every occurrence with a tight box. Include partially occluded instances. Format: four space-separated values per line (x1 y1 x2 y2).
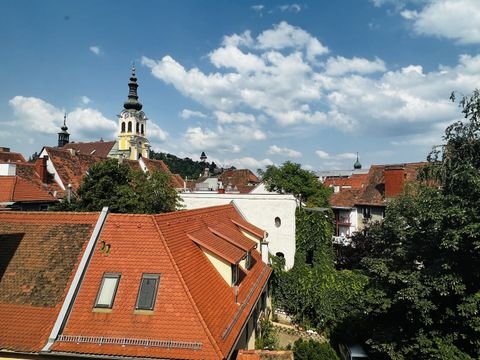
41 206 109 352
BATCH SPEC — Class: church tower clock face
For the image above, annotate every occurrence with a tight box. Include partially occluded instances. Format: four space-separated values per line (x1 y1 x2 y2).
117 66 150 160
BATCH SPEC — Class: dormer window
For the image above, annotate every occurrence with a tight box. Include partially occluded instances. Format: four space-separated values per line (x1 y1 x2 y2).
136 274 160 311
94 273 121 309
231 264 239 286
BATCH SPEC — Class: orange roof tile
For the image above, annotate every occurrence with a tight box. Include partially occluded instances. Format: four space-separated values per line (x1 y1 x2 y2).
44 147 104 192
208 223 257 252
141 157 185 188
62 141 116 158
0 176 55 202
0 150 26 163
0 211 100 353
231 218 265 239
188 228 246 264
219 169 260 194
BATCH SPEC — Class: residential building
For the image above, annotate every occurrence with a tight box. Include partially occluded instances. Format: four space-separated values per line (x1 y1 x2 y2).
181 191 297 269
0 205 271 359
323 162 427 243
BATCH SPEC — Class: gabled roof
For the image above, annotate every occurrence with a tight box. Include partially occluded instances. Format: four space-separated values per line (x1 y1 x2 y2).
323 172 368 189
62 141 116 158
43 147 104 191
14 162 63 198
140 157 185 188
49 204 270 359
189 228 246 264
154 205 270 359
0 176 55 202
329 162 427 208
208 223 257 252
218 169 260 194
0 212 100 352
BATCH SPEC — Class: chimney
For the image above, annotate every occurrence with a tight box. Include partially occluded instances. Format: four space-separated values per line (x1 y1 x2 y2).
0 163 16 176
67 148 77 156
384 165 405 198
35 156 48 183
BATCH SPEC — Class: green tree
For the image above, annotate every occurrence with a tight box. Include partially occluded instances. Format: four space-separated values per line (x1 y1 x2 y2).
272 208 367 333
150 150 216 179
258 161 331 207
293 339 340 360
347 91 480 359
51 159 181 213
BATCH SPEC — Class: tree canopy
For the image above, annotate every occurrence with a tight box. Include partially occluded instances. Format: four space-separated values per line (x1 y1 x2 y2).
258 161 331 207
344 90 480 359
51 159 181 213
149 150 218 180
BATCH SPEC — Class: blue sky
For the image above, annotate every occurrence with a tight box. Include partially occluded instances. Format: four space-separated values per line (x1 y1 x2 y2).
2 0 480 172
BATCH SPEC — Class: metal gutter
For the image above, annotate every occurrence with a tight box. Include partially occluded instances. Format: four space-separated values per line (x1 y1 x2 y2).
41 206 109 352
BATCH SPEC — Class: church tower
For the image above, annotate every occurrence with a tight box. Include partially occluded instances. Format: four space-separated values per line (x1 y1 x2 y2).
58 114 70 147
117 65 150 160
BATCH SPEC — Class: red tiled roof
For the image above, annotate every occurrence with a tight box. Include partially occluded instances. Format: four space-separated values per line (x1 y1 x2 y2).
324 173 368 189
0 212 100 352
51 205 270 359
219 169 260 194
141 157 185 189
209 223 257 252
329 162 427 208
188 228 246 264
154 205 271 358
44 147 104 191
0 176 55 202
62 141 116 158
15 162 63 198
0 150 26 163
231 218 266 239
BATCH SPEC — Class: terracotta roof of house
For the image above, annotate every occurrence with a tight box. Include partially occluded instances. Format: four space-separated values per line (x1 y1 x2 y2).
43 147 104 191
62 141 116 158
0 176 56 203
188 228 246 264
50 204 270 359
0 212 99 352
0 150 26 163
208 222 257 252
323 173 368 189
14 162 63 198
141 157 185 188
219 169 260 194
329 162 427 208
153 205 271 359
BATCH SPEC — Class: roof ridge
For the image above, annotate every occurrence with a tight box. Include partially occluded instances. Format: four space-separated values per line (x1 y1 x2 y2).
150 216 225 359
156 204 234 221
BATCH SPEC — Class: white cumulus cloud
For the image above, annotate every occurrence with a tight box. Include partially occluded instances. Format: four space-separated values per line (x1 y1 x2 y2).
89 46 102 55
180 109 207 119
268 145 302 158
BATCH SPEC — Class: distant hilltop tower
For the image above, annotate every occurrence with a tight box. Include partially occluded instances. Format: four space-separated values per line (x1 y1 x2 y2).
200 151 207 162
58 114 70 147
353 152 362 170
116 65 150 160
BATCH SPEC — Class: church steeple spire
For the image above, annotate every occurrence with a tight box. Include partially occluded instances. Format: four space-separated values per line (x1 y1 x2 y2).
58 113 70 147
353 152 362 170
123 64 143 111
